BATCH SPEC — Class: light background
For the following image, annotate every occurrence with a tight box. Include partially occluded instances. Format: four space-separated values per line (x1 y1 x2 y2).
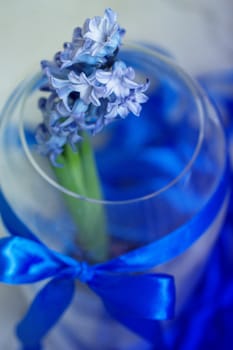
0 0 233 348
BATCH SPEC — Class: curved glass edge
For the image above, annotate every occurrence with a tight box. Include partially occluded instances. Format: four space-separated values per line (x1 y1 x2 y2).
17 44 210 206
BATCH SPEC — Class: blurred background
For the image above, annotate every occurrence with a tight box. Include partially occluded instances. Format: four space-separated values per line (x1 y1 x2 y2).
0 0 233 348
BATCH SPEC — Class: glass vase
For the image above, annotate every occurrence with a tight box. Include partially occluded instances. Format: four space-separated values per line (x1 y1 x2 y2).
0 43 229 350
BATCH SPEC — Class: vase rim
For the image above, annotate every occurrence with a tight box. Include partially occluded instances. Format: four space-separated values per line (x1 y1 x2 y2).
17 43 209 206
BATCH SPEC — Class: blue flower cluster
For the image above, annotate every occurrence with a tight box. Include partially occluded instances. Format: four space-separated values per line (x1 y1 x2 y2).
36 8 149 165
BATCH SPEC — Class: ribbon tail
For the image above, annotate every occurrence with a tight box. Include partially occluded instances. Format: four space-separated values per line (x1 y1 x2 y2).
16 277 75 349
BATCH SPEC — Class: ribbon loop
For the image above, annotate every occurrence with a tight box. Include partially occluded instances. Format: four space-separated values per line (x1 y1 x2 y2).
89 272 175 320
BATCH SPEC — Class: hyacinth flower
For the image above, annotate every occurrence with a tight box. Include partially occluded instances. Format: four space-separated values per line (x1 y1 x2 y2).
36 8 149 261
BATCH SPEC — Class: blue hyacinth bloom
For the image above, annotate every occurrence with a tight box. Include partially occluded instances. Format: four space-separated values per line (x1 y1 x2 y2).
36 8 149 165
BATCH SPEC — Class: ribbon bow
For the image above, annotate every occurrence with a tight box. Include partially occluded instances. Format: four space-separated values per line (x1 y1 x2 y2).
0 235 175 349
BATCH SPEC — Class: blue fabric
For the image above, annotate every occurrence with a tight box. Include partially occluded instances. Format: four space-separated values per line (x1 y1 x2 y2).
156 70 233 350
152 184 233 350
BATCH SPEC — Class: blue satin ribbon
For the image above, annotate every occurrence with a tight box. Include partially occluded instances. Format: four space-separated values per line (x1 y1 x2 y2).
0 234 174 348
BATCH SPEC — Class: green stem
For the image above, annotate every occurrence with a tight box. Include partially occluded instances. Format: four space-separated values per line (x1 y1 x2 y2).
54 133 108 262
